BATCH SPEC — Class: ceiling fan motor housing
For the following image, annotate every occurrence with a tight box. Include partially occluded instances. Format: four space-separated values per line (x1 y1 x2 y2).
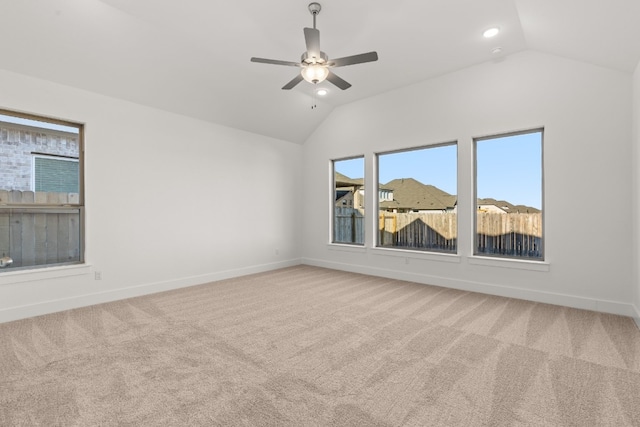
301 51 328 65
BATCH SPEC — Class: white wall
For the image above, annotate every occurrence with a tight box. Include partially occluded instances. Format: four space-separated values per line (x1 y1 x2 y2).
633 60 640 324
303 50 636 316
2 50 637 323
0 69 302 322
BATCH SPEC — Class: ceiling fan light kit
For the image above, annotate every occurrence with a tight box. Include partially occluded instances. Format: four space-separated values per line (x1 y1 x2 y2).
302 64 329 84
250 2 378 91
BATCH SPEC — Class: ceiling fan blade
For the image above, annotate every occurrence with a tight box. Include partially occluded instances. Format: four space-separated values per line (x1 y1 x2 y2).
251 57 300 67
326 71 352 90
282 74 304 90
304 27 321 58
329 51 379 67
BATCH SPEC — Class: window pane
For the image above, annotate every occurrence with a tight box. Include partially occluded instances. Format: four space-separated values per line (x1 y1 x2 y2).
35 157 80 193
377 144 457 253
475 130 543 260
0 208 82 269
1 112 81 200
0 110 84 271
333 157 365 244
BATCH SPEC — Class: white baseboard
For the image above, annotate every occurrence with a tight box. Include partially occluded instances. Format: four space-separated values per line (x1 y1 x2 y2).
0 258 302 324
3 257 638 326
633 304 640 330
302 257 638 318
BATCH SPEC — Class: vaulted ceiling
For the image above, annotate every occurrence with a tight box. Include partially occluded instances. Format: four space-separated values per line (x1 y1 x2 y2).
2 0 640 144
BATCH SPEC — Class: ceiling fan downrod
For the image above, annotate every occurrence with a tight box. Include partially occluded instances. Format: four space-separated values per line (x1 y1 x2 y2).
308 2 321 29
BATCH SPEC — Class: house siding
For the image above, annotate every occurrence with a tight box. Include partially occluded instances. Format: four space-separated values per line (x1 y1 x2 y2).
0 121 79 191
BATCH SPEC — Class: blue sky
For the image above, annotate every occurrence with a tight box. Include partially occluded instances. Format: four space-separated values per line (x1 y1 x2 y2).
476 132 542 209
335 131 542 209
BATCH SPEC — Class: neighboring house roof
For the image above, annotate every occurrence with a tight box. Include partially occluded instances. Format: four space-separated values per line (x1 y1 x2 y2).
335 172 393 190
337 174 539 213
335 172 362 187
380 178 456 211
477 198 541 213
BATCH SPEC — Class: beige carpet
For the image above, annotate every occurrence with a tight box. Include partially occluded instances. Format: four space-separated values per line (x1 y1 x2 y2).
1 265 639 426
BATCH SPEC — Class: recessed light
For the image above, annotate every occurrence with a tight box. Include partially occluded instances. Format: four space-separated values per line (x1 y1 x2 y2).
316 88 328 96
491 47 503 54
483 27 500 38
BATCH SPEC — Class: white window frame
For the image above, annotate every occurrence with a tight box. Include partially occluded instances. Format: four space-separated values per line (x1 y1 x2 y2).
0 109 85 273
375 142 458 254
331 156 365 246
473 128 544 262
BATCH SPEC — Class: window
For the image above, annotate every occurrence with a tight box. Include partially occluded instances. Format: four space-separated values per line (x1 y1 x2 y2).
376 143 457 253
0 109 84 271
474 129 543 260
333 157 365 245
33 155 80 193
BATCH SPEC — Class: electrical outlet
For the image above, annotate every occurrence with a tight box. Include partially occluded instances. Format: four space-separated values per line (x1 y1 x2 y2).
94 271 102 280
275 248 280 256
405 258 410 265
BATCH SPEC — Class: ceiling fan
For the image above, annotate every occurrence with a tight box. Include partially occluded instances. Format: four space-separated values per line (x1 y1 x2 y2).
250 2 378 91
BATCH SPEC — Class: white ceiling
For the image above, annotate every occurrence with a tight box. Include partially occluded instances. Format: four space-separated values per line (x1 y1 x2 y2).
1 0 640 144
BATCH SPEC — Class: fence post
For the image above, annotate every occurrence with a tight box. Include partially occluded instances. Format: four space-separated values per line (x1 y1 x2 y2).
393 215 397 245
350 212 356 243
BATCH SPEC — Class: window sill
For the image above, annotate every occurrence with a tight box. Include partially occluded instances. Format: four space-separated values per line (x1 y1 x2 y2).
370 247 461 263
0 263 92 285
327 243 367 253
468 256 550 272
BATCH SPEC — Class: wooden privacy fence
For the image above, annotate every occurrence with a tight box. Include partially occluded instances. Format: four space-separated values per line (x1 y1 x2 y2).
380 212 457 252
377 211 542 258
0 190 81 269
334 207 364 244
334 207 542 258
476 212 542 258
